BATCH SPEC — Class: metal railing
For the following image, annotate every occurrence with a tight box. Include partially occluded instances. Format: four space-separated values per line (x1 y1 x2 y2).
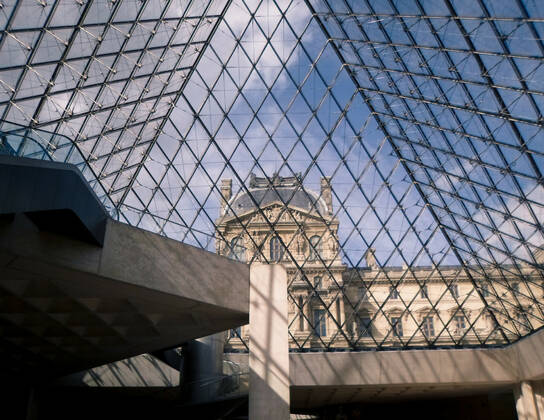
0 121 118 219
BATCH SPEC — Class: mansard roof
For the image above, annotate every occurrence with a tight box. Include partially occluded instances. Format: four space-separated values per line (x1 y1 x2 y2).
225 173 329 218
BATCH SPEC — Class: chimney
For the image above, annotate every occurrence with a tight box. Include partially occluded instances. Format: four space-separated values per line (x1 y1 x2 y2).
220 179 232 216
321 176 332 215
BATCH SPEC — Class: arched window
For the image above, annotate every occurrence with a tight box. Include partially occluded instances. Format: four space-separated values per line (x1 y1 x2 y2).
270 236 284 262
229 236 245 262
309 235 322 261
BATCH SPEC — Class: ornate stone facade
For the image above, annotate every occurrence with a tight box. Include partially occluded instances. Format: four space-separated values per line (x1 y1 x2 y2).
216 175 544 351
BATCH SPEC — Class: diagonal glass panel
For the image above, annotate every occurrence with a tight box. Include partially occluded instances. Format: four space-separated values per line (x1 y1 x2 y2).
113 0 544 351
2 0 542 352
0 0 230 206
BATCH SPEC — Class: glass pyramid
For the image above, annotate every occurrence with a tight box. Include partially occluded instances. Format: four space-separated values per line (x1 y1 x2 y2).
1 0 543 351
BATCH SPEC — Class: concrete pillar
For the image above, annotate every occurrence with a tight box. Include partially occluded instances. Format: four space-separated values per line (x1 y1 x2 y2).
183 333 225 403
515 381 544 420
26 387 37 420
249 263 290 420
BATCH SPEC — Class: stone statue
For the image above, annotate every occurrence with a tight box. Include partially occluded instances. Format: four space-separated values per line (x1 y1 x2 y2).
365 247 377 269
328 232 338 254
296 231 306 255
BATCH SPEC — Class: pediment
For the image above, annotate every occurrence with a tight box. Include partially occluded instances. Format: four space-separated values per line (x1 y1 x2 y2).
222 202 328 225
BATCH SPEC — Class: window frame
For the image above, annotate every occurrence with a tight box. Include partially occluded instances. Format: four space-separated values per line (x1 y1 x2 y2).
420 285 429 299
229 236 245 262
269 235 284 262
389 286 399 300
422 316 434 338
313 309 327 337
449 284 459 299
453 315 466 331
359 316 372 338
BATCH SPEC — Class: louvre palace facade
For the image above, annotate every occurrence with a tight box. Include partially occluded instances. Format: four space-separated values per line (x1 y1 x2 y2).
1 0 544 418
217 174 544 351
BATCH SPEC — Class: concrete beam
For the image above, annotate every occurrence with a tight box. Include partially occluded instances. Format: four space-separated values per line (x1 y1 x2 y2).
0 214 249 380
56 354 179 387
290 347 516 388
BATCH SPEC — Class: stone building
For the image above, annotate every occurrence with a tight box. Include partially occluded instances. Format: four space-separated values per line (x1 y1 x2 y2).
216 174 544 351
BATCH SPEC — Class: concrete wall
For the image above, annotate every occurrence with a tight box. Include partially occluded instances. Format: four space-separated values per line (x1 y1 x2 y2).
290 328 544 389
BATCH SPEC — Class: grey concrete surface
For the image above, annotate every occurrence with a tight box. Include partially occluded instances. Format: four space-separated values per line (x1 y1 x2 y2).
0 155 108 245
510 328 544 382
290 347 516 388
0 213 249 380
249 263 290 420
56 353 179 387
225 328 544 410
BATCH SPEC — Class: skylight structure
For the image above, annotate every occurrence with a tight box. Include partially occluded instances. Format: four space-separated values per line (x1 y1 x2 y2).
1 0 543 350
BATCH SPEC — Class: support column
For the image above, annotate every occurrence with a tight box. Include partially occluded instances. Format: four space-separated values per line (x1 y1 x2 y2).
249 263 290 420
515 381 544 420
183 333 225 403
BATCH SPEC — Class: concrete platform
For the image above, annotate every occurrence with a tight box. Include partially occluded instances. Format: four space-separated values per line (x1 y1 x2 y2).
225 327 544 411
289 328 544 409
0 158 249 382
0 214 249 382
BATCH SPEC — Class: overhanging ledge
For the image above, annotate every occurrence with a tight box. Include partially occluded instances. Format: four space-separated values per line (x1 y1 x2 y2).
289 328 544 409
0 157 249 381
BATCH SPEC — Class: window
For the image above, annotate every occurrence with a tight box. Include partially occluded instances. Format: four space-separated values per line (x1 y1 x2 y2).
389 286 399 300
516 311 531 332
512 282 520 293
453 315 466 331
298 297 304 331
391 317 403 337
313 309 326 337
269 236 284 262
359 287 368 301
482 284 490 298
229 327 241 339
309 235 322 261
314 276 322 290
448 284 459 298
359 316 372 337
422 316 434 338
229 236 245 262
420 285 428 299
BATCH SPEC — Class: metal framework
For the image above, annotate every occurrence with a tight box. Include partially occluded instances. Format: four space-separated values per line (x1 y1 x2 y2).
1 0 543 351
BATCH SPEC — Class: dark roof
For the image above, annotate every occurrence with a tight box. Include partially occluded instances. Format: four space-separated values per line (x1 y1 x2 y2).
226 173 329 217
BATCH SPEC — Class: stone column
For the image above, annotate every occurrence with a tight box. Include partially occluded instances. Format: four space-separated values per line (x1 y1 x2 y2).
515 381 544 420
249 263 290 420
